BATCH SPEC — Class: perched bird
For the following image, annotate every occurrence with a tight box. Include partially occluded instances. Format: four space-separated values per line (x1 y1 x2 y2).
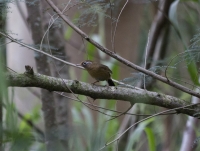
76 60 115 86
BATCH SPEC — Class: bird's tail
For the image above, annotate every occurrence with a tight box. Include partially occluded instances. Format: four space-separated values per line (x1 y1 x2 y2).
107 79 115 86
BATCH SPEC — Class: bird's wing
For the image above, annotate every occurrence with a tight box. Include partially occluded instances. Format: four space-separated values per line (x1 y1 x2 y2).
99 65 112 74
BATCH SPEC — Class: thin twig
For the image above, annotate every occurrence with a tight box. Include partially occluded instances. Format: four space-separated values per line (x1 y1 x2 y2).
45 0 200 98
109 0 114 51
165 50 199 80
144 30 151 89
55 92 176 117
112 0 129 53
98 103 200 150
40 0 72 51
0 31 81 69
0 32 139 91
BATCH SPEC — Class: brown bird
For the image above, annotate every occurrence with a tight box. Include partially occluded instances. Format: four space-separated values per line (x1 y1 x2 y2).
76 60 115 86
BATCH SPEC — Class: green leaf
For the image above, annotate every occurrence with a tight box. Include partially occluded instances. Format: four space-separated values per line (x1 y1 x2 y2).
86 42 96 60
169 0 199 85
112 62 120 80
64 13 79 40
145 127 156 151
187 61 199 85
64 26 73 40
125 118 154 151
169 0 180 28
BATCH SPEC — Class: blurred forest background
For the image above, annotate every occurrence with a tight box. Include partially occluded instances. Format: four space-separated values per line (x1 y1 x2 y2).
1 0 200 151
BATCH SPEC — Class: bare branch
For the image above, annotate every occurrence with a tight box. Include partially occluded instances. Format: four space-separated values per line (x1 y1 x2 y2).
45 0 200 98
99 103 200 151
0 31 81 69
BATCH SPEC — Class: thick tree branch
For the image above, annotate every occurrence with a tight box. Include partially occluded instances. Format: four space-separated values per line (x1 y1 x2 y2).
6 72 200 118
45 0 200 99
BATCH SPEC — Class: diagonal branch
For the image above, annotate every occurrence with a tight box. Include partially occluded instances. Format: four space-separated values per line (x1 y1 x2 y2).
45 0 200 98
6 71 200 118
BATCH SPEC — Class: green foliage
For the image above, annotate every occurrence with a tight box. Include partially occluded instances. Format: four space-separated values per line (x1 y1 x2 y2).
64 26 74 40
3 0 200 150
71 103 119 151
111 61 120 80
71 43 120 150
169 0 180 30
5 131 33 151
121 66 175 86
72 0 117 27
0 28 38 150
19 106 41 131
166 50 200 85
145 127 156 151
3 100 42 150
124 118 154 151
86 42 96 60
168 0 200 87
187 61 199 85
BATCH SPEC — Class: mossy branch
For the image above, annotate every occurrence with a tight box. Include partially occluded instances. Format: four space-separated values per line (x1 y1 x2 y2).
6 71 200 118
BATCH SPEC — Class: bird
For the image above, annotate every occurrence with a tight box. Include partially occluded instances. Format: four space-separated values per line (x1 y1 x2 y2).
76 60 115 86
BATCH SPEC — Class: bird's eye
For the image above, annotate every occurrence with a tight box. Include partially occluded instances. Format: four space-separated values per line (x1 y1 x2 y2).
82 62 86 65
82 61 92 67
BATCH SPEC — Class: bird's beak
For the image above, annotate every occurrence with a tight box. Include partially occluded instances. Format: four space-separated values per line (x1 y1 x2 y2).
76 62 82 66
